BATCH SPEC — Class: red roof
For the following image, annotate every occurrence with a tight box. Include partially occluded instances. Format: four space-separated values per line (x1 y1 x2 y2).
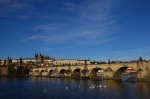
125 67 136 73
0 65 8 67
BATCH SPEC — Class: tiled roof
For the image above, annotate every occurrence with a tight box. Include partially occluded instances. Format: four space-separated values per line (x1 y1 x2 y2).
0 65 8 67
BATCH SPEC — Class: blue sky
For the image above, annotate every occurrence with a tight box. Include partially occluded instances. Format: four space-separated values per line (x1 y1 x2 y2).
0 0 150 61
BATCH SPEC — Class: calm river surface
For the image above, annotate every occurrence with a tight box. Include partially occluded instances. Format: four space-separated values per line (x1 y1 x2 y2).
0 77 150 99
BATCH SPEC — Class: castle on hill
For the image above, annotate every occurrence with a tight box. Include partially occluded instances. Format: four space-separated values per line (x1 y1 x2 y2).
0 52 90 66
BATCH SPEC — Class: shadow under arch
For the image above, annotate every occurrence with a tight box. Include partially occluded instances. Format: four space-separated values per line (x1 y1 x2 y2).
89 68 102 78
59 69 66 74
49 69 57 75
49 70 53 75
41 69 46 73
114 67 128 78
72 68 81 79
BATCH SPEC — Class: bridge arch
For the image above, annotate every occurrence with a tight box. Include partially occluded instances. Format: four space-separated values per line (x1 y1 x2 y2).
114 66 128 78
34 69 39 72
49 69 57 75
49 70 53 75
72 68 81 78
89 68 102 78
41 69 46 73
59 69 66 74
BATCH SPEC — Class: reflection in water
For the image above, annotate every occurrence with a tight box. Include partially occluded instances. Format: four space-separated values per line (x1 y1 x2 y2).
0 77 150 99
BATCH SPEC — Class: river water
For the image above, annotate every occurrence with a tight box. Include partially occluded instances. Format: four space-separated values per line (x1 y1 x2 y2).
0 77 150 99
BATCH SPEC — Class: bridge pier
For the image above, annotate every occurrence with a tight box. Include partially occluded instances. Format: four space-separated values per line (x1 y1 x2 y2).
41 71 49 76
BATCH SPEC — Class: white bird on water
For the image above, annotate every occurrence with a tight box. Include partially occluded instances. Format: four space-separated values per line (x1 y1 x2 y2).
99 84 102 88
90 85 95 89
92 85 95 88
66 87 68 89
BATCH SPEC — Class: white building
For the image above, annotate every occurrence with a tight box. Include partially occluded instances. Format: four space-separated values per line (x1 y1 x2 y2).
54 58 91 66
22 58 36 63
54 58 78 66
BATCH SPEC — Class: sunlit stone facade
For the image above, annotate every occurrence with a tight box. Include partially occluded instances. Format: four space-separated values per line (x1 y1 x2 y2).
54 58 91 66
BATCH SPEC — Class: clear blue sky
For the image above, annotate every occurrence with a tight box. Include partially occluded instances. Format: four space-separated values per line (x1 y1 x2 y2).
0 0 150 61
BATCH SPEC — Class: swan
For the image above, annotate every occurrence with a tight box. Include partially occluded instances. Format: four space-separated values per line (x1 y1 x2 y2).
66 87 68 89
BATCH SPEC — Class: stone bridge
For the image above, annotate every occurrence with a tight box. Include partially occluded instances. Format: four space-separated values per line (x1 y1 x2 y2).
30 60 150 79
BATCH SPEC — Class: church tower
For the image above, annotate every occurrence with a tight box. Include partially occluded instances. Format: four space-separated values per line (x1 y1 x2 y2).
35 52 43 64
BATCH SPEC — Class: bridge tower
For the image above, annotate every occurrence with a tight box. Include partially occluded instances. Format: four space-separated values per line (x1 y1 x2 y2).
6 56 12 65
138 56 144 71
